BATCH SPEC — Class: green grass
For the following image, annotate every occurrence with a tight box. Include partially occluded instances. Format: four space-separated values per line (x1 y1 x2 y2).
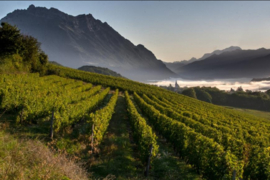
224 106 270 121
89 94 142 179
0 130 89 180
151 135 203 180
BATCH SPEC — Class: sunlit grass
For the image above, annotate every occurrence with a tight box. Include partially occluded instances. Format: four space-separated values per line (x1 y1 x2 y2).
0 131 89 180
224 106 270 121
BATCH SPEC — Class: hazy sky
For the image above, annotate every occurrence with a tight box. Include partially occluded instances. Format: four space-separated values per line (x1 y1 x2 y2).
1 1 270 62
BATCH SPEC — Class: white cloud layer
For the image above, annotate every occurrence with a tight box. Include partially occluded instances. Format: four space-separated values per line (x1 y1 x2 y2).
148 78 270 92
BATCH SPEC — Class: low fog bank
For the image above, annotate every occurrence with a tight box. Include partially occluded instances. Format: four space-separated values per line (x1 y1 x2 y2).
148 78 270 92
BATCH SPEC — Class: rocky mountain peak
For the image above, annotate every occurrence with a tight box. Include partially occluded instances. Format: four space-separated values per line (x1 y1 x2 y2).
27 4 36 10
1 5 175 81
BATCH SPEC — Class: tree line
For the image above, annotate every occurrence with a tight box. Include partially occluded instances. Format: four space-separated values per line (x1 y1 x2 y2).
182 87 270 111
0 22 48 74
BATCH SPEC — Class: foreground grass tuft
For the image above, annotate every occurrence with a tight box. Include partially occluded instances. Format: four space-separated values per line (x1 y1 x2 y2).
0 131 89 180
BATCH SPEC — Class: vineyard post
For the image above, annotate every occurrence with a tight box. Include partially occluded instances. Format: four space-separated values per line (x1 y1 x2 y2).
50 110 54 140
20 107 24 124
80 116 84 123
145 144 153 177
91 124 95 152
232 170 236 180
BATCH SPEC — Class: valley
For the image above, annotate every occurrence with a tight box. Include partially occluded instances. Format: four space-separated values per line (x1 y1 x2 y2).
1 2 270 180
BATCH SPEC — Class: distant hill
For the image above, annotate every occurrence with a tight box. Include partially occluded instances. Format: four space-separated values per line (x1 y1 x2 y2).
163 58 193 73
1 5 175 81
176 48 270 80
164 46 241 73
78 65 124 78
49 61 63 66
198 46 241 61
251 77 270 82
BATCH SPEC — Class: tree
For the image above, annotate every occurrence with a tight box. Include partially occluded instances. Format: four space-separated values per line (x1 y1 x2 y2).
21 35 40 63
194 88 212 103
236 86 244 92
266 89 270 96
182 88 197 99
35 51 48 75
0 22 48 74
168 84 174 91
0 22 23 56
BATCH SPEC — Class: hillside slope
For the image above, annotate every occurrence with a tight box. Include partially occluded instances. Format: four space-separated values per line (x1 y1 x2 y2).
2 65 270 179
1 5 175 81
78 65 124 78
163 60 190 73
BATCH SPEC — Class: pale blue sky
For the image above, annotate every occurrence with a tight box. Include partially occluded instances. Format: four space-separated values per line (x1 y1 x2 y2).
1 1 270 62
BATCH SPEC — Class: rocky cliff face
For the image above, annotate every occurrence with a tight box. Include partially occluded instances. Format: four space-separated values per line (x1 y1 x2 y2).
1 5 175 81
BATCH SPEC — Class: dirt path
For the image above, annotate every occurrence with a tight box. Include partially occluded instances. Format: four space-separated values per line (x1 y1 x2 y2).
89 93 141 179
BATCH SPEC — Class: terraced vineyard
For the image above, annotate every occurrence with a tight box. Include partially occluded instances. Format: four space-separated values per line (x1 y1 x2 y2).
1 65 270 179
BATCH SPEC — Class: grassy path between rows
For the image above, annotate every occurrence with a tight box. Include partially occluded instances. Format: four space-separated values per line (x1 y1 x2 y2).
89 93 142 179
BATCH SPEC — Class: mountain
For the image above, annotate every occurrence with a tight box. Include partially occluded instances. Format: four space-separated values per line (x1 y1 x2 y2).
164 46 241 73
1 5 175 81
176 48 270 80
78 65 124 78
251 77 270 82
198 46 241 61
163 57 195 73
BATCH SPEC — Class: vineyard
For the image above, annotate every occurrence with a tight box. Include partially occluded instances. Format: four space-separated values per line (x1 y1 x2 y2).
1 65 270 179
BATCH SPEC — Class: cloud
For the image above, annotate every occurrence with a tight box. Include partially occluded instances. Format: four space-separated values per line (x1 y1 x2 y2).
149 78 270 92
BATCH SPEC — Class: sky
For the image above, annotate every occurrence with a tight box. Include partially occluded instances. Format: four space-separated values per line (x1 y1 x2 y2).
1 1 270 62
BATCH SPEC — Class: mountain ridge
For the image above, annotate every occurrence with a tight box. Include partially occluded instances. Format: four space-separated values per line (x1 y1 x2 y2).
1 5 175 81
78 65 124 78
163 46 241 73
176 48 270 79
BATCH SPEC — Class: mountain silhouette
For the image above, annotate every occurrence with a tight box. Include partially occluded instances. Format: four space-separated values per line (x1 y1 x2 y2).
164 46 241 73
1 5 175 81
176 48 270 79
